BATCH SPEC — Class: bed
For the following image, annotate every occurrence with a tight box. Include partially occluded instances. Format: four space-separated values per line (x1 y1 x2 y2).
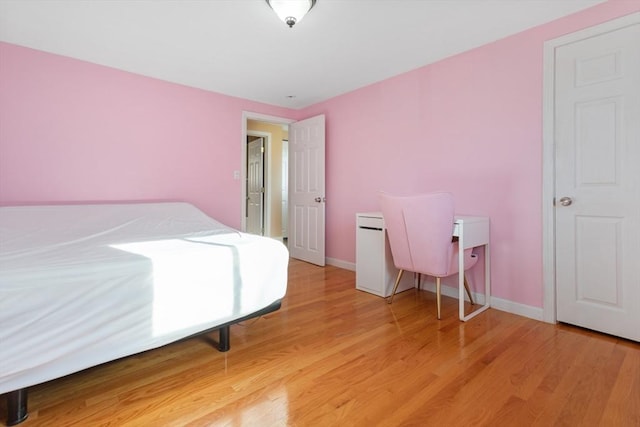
0 202 289 425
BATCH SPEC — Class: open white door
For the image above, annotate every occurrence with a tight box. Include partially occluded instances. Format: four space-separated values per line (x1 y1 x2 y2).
554 17 640 341
288 115 325 266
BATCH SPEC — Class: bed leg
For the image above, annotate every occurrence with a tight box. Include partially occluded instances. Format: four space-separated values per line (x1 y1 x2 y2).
6 389 28 426
218 326 230 352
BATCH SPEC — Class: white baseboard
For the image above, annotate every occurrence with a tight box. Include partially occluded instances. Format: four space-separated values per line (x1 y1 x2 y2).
489 296 544 322
417 280 543 322
326 257 355 271
417 281 545 321
321 259 544 322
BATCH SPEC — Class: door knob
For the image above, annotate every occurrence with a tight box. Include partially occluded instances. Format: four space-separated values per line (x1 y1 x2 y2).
558 197 573 206
314 197 322 202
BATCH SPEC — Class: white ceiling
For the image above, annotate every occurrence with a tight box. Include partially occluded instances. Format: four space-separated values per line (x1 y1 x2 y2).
0 0 605 109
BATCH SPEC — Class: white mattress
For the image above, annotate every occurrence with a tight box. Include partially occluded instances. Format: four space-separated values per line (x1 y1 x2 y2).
0 202 289 394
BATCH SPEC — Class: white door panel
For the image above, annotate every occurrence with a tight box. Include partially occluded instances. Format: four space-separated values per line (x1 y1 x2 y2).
555 20 640 341
288 115 325 266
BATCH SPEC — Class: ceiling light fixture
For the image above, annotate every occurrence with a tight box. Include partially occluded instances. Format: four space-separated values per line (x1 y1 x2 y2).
266 0 316 28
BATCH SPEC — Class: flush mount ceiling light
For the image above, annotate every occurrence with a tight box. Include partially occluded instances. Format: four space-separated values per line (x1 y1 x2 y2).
266 0 316 28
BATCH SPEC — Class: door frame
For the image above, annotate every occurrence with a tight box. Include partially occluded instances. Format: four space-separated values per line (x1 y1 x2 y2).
541 11 640 324
241 111 295 234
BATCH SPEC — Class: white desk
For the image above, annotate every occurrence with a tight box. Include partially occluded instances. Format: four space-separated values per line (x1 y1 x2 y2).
453 216 491 321
355 212 490 321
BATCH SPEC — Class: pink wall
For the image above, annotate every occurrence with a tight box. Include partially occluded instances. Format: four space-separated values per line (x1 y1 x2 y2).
0 42 296 228
1 1 638 310
299 1 640 308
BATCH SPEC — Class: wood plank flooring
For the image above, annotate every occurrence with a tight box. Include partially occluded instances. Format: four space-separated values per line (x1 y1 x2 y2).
2 258 639 426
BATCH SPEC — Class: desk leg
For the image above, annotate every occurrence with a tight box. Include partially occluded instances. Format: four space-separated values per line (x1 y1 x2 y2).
459 237 465 320
460 242 491 321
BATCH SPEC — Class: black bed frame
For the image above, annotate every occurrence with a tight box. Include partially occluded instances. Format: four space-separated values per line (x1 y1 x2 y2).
4 300 281 426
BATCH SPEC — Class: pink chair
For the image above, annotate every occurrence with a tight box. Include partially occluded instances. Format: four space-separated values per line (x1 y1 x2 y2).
379 192 478 319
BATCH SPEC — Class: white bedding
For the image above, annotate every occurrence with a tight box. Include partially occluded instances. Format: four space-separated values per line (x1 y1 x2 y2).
0 202 289 394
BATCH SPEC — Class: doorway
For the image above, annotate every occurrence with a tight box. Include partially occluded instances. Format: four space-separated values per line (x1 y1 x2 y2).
242 112 327 266
242 112 294 240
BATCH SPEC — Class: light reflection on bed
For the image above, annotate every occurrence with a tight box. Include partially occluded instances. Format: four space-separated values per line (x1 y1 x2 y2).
111 238 241 337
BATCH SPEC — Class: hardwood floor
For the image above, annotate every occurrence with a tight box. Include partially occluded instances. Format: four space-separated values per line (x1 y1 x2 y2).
2 258 639 426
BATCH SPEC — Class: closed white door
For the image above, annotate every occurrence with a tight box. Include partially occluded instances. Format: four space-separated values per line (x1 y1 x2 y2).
288 115 325 266
555 19 640 341
247 137 264 235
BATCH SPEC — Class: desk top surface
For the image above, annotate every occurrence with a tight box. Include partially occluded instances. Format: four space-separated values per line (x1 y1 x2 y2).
356 212 488 224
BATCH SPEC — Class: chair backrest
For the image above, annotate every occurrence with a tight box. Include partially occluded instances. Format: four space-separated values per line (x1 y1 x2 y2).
379 192 414 271
379 192 456 277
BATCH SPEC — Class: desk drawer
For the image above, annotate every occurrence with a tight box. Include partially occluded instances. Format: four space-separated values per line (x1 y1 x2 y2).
357 216 383 230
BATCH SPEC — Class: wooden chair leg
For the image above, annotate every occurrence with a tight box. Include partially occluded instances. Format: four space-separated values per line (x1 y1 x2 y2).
387 269 404 304
463 275 475 305
416 272 421 290
436 277 442 319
